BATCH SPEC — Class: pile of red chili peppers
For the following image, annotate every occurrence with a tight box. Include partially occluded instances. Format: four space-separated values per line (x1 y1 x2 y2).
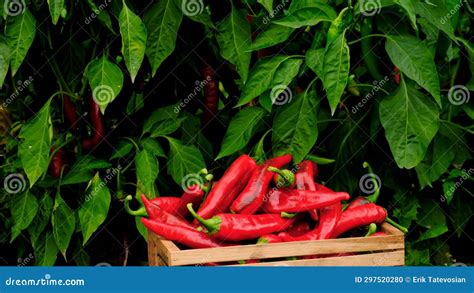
136 154 403 263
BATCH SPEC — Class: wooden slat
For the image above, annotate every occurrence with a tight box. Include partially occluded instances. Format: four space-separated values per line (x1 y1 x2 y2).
149 232 180 265
168 235 404 266
231 250 405 266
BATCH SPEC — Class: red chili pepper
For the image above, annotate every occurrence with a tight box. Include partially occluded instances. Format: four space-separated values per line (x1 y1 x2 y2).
257 234 282 244
63 95 78 132
188 204 295 241
141 218 225 249
331 203 387 238
345 196 371 210
176 184 205 217
82 94 105 152
197 155 257 219
286 220 311 237
231 154 293 214
393 66 400 84
142 195 196 230
48 148 70 178
295 160 319 220
201 64 219 124
261 188 349 213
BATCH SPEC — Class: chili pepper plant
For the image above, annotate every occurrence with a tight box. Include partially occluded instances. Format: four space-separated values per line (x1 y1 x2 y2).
0 0 472 266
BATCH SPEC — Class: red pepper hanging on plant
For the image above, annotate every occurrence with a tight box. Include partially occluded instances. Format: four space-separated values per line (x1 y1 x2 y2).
82 93 105 152
201 63 219 124
63 95 78 132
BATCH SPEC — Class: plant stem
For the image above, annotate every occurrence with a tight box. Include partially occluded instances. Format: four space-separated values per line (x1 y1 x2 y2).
347 34 386 45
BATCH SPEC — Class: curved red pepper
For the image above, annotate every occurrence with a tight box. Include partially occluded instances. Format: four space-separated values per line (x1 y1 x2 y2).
295 160 319 220
231 154 292 214
345 196 371 210
141 218 225 249
142 195 196 230
331 203 387 238
63 95 78 132
261 188 349 213
82 94 105 152
189 204 295 242
286 220 311 237
197 155 257 219
176 184 205 217
201 64 219 124
48 148 70 178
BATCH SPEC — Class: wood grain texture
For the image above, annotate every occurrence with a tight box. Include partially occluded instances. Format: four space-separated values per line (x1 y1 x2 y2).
148 222 405 266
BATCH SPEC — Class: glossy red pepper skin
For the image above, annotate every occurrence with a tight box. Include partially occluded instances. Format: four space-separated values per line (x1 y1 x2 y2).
257 234 282 244
48 148 70 178
191 209 295 242
201 64 219 123
177 184 205 217
197 155 257 219
286 221 311 237
331 203 387 238
141 218 224 249
149 197 182 214
142 195 196 230
231 154 293 214
295 160 319 220
345 196 371 210
393 66 400 84
63 95 78 132
261 189 349 213
82 94 105 151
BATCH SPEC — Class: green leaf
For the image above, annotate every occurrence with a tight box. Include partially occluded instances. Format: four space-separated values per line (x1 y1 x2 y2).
135 149 159 197
47 0 65 25
60 170 94 186
135 216 147 240
391 192 419 229
52 192 75 259
251 24 295 51
33 231 59 266
305 154 335 165
79 173 111 245
385 35 441 107
86 56 124 114
322 31 350 115
379 78 439 169
415 134 455 189
5 9 36 76
449 194 472 237
144 0 183 76
253 130 271 164
166 137 205 185
216 6 251 82
18 99 52 187
288 0 330 11
414 0 456 42
143 104 179 134
270 59 303 103
394 0 418 30
305 47 325 78
85 0 115 33
119 1 147 82
28 193 53 243
257 0 273 13
110 139 134 160
140 138 166 158
0 38 10 88
217 107 267 159
149 117 186 138
272 90 318 163
126 92 144 114
237 55 290 107
72 155 112 170
10 191 38 242
416 200 448 242
273 6 336 28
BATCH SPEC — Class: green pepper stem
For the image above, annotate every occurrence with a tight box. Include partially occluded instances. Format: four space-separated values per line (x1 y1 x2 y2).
386 217 408 234
268 167 295 187
363 161 380 203
281 212 297 218
256 237 269 245
124 195 147 217
365 223 377 237
186 203 221 234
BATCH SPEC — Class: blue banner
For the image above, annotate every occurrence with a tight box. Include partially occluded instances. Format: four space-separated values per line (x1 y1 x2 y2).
0 267 472 292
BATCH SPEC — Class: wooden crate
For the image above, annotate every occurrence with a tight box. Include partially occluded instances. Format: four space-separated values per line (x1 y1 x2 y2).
147 222 404 266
